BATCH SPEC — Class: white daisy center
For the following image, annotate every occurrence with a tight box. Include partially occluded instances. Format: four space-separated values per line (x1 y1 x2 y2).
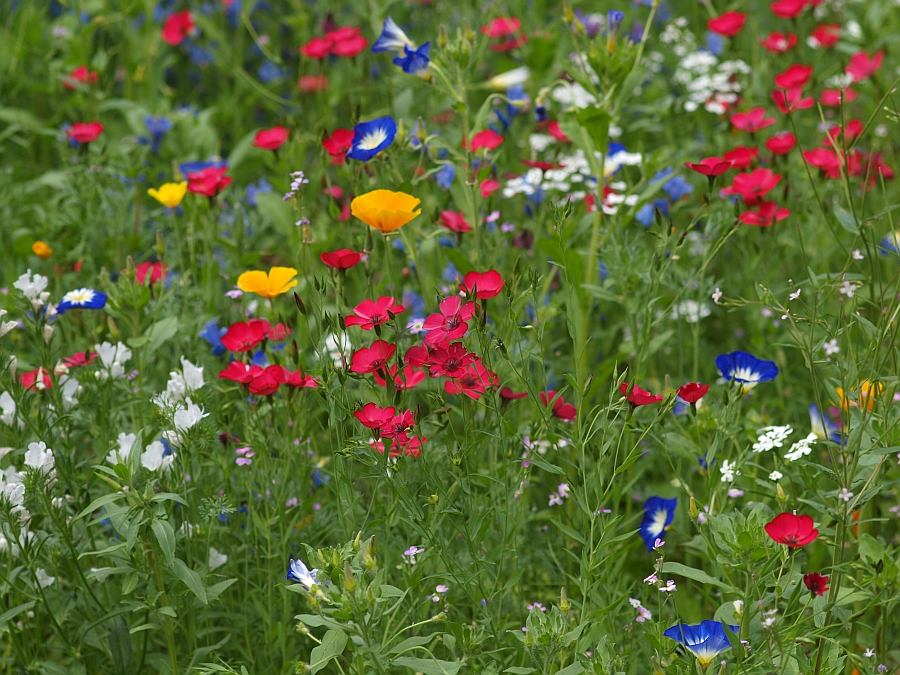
359 128 388 151
63 288 95 305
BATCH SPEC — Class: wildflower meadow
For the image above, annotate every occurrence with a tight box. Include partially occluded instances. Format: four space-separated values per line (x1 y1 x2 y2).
3 0 900 673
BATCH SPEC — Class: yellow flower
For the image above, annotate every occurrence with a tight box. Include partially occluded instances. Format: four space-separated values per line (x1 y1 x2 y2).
147 182 188 208
350 189 422 233
836 380 883 411
32 241 52 259
237 267 298 299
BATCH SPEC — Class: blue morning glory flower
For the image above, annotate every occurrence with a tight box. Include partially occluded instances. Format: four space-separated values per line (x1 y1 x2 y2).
435 163 456 190
199 319 227 356
663 175 694 201
639 496 677 550
142 115 172 154
393 42 431 80
372 16 414 54
879 231 900 255
347 116 397 162
715 351 778 390
809 403 842 445
664 621 740 669
56 288 107 314
285 558 318 589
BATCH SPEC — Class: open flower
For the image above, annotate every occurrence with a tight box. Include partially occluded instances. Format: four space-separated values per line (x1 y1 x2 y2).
350 340 396 374
716 350 778 390
237 267 298 299
765 512 818 547
66 122 104 144
347 117 397 162
253 127 288 151
460 271 505 299
803 572 829 596
639 497 677 550
187 166 231 197
162 10 195 45
351 189 421 233
664 621 740 670
57 288 107 314
707 11 746 37
621 383 664 406
148 182 188 208
372 16 414 54
285 558 318 589
345 296 404 330
423 296 476 346
677 383 709 403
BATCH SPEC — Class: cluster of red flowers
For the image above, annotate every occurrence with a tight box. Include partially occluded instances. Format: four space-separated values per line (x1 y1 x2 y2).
299 26 368 60
354 403 424 458
187 166 232 198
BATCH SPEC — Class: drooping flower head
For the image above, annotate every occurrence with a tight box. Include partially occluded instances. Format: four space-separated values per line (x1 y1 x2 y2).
57 288 107 314
393 43 431 80
715 351 778 391
347 117 397 161
148 182 188 208
664 621 740 670
371 16 414 54
639 497 677 550
351 189 421 233
765 512 819 547
285 558 318 589
237 267 298 299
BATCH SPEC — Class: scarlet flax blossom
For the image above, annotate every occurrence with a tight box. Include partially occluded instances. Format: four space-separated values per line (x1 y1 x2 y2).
464 129 504 152
322 129 354 164
439 211 472 234
187 167 232 197
460 270 505 299
677 383 709 403
845 51 884 83
620 383 664 406
724 147 758 170
63 351 99 368
808 24 840 49
373 365 426 390
345 296 405 331
218 362 260 384
134 261 168 285
730 108 776 133
20 367 53 391
770 0 807 19
354 403 395 429
771 88 814 114
723 169 782 205
249 365 289 396
220 321 267 353
803 572 829 596
422 296 477 347
759 32 797 53
253 127 289 151
445 362 498 400
350 340 396 374
428 343 476 378
765 512 819 547
739 202 790 227
500 387 528 400
540 390 577 421
774 64 813 90
765 133 797 156
320 249 362 269
685 157 734 177
707 11 747 37
162 11 195 46
67 122 104 144
64 66 99 89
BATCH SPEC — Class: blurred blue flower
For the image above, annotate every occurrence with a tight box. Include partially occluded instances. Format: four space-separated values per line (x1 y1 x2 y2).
200 319 227 356
245 178 272 207
435 164 455 189
636 199 670 226
372 16 413 54
393 42 431 80
705 31 725 56
663 175 694 201
639 496 677 550
402 291 426 316
809 403 842 445
715 351 778 390
139 115 172 154
184 40 215 67
443 263 459 282
258 60 284 83
179 159 227 176
251 350 268 367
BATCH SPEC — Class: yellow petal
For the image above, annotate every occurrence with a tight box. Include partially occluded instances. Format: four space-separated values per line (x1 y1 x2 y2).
237 270 270 296
267 267 298 297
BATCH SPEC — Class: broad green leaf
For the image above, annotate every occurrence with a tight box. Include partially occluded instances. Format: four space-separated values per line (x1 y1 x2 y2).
390 635 434 654
151 520 176 566
75 492 127 522
556 663 585 675
0 601 35 626
172 559 208 604
309 629 348 675
393 657 466 675
834 207 859 234
661 562 738 593
144 317 180 355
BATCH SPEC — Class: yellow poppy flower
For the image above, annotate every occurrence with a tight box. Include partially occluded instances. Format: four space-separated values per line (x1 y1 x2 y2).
350 189 422 233
836 380 883 411
147 181 188 208
32 241 53 259
237 266 298 299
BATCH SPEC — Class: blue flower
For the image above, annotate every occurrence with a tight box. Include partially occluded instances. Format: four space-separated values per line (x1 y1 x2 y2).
664 621 740 669
184 40 215 67
245 178 272 207
636 199 670 226
435 164 456 189
347 116 397 162
311 469 330 487
809 403 842 445
443 263 460 282
257 60 284 83
402 291 426 316
57 288 107 314
639 497 677 550
673 396 690 416
179 159 227 176
285 558 318 589
879 231 900 255
606 10 625 52
372 16 414 54
252 350 268 367
393 42 431 80
663 175 694 201
705 31 725 56
199 320 227 356
715 351 778 390
141 115 172 154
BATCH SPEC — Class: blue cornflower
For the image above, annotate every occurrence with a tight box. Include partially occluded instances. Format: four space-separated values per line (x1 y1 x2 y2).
715 351 778 391
251 350 268 367
599 260 609 283
285 558 318 589
809 403 842 445
199 320 227 356
393 42 431 80
705 31 725 56
663 175 694 201
664 621 740 670
443 263 459 282
636 199 670 227
402 291 426 316
56 288 107 314
372 16 414 54
435 163 456 190
245 178 272 208
257 60 284 83
347 116 397 162
179 159 227 176
639 496 677 550
142 115 172 154
311 469 330 487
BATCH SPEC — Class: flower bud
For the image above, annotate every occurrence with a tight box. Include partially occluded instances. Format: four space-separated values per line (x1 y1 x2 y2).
559 586 569 615
155 230 166 260
689 495 699 522
776 482 787 504
563 0 575 24
8 356 17 379
343 561 356 593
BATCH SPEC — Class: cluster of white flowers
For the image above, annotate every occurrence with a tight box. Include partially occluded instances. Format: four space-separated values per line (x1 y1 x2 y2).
753 426 794 453
165 357 205 402
670 301 712 324
720 459 740 483
13 270 50 311
95 341 132 380
785 433 818 462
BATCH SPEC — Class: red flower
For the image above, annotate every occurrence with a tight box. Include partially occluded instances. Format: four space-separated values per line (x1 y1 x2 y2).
770 0 807 19
739 201 790 227
393 435 426 458
428 342 476 378
439 211 472 234
350 340 396 374
685 157 734 177
299 74 328 93
63 351 99 368
187 166 232 197
66 122 104 144
489 36 527 52
379 410 416 439
354 402 396 429
460 270 505 299
677 383 709 403
162 11 195 46
765 133 797 156
540 390 577 421
221 321 267 353
249 365 288 396
546 120 571 143
723 169 782 205
285 371 318 388
759 32 797 53
481 17 521 38
20 367 52 391
765 512 819 547
500 387 528 400
521 160 564 171
345 296 404 330
331 34 369 57
803 572 829 596
620 383 664 406
774 64 813 90
826 119 863 144
803 148 841 174
808 23 840 49
133 261 168 285
771 88 814 114
846 51 884 82
218 361 261 384
445 362 498 400
464 129 504 152
253 127 289 151
320 249 362 269
323 128 354 164
723 146 759 170
820 88 858 107
707 11 747 37
480 178 500 198
730 108 776 133
258 319 290 341
299 36 334 59
64 65 99 90
373 364 426 390
405 345 431 367
326 26 361 42
422 296 477 347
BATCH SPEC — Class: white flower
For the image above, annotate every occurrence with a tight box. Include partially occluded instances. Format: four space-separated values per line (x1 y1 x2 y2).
852 249 864 260
174 398 208 433
13 270 50 308
785 433 818 462
25 441 54 474
839 280 858 298
761 608 777 628
95 341 132 379
752 426 793 453
1 466 25 510
712 288 722 304
165 372 186 401
769 471 783 481
181 357 204 392
0 309 16 338
107 432 137 465
35 568 55 588
60 376 81 410
141 441 174 473
286 558 318 589
789 288 801 301
208 547 228 570
488 66 529 90
823 339 840 356
838 488 854 503
0 391 18 427
670 300 711 323
720 459 739 483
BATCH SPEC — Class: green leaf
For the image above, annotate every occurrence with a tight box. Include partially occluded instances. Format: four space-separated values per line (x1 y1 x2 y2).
309 629 348 675
172 559 208 604
393 657 467 675
75 491 127 522
144 317 180 355
504 668 537 674
108 616 135 675
151 520 176 567
206 578 237 602
556 663 585 675
661 562 738 593
858 533 884 566
390 635 434 654
256 191 296 231
0 601 35 626
550 518 586 545
834 207 859 234
149 492 189 506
